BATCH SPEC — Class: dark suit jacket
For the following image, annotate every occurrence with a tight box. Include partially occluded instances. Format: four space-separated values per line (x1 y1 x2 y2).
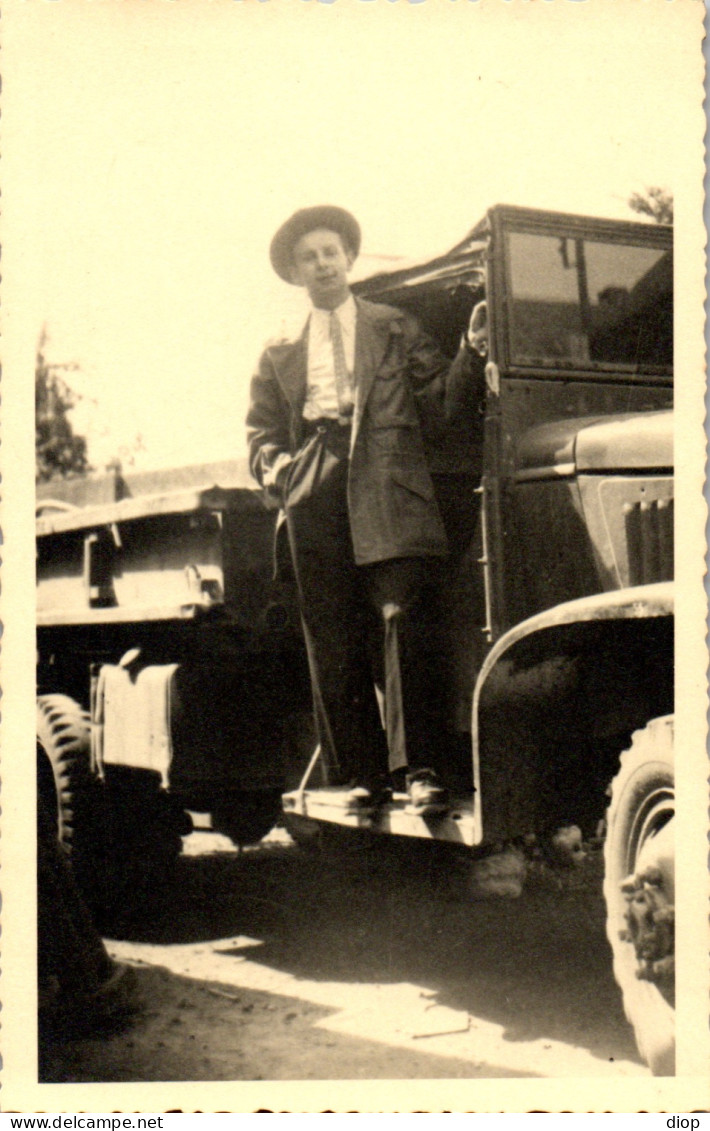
246 297 482 566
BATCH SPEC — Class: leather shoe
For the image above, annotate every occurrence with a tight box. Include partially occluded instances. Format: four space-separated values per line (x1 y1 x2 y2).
406 769 449 816
345 782 393 811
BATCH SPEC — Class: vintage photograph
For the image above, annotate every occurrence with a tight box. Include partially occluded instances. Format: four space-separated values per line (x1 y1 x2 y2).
2 0 707 1112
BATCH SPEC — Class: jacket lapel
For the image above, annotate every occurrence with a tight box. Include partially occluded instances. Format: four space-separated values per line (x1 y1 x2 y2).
267 301 401 453
267 329 308 418
352 299 401 448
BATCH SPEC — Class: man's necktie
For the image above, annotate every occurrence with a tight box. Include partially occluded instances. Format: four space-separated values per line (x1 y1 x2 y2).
329 311 352 422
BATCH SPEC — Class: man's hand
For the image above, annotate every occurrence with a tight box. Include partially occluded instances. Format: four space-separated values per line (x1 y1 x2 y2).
273 451 294 497
465 301 488 357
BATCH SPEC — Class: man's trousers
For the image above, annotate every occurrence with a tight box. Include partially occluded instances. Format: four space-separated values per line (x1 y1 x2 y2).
283 420 443 788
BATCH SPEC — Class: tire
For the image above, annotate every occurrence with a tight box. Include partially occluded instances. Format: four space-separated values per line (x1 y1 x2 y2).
36 694 101 900
212 789 283 846
37 695 186 932
603 715 674 1075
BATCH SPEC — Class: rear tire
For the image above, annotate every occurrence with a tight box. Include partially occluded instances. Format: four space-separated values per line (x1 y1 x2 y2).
212 789 283 846
37 695 187 933
36 694 101 900
603 716 674 1075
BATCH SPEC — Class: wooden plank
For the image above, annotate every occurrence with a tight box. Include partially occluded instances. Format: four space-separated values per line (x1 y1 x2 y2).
36 602 203 627
282 788 480 846
36 484 262 538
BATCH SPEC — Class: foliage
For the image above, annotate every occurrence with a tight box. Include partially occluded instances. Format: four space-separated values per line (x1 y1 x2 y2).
35 331 91 483
628 187 674 226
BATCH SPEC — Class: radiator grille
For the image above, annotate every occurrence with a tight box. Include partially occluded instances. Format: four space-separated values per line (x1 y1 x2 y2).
624 498 674 585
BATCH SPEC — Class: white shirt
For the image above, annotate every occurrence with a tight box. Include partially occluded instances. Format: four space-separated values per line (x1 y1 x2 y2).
302 294 357 421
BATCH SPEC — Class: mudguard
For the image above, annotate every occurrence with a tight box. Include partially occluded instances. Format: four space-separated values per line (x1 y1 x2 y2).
471 582 674 843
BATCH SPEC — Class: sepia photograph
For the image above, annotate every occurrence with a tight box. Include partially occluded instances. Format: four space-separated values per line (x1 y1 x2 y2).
1 0 707 1113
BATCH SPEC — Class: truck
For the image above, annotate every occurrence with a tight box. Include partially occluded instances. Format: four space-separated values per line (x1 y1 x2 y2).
36 459 312 914
37 205 674 1074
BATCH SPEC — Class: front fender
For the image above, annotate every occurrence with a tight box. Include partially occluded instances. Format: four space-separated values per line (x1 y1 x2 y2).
471 582 674 843
475 581 673 703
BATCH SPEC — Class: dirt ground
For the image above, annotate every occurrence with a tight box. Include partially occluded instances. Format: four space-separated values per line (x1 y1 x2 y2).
39 824 647 1083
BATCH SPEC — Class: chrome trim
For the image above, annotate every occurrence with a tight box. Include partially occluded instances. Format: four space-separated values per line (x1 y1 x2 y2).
514 463 576 482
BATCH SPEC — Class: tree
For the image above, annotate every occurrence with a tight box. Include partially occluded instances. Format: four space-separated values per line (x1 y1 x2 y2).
628 187 673 225
35 330 91 483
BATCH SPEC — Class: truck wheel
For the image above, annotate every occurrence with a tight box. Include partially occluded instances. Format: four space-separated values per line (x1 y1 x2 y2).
212 789 283 846
603 716 674 1075
36 694 101 900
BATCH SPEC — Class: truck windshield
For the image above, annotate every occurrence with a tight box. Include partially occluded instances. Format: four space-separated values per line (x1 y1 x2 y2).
506 231 673 373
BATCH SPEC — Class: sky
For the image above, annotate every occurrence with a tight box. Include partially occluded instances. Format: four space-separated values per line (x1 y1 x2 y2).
6 0 701 472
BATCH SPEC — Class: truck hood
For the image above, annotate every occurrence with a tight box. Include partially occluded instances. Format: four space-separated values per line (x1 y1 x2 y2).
517 410 673 475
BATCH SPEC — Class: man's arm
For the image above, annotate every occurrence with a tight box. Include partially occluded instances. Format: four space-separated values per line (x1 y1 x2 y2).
400 311 486 435
444 337 487 425
246 351 293 502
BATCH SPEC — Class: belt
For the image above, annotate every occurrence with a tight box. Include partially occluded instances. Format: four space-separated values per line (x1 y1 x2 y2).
302 416 353 439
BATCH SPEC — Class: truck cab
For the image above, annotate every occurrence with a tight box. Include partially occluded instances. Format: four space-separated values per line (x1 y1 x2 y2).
285 205 673 825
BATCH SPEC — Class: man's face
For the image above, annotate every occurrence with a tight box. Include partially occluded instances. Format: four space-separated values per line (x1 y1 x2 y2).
290 228 354 309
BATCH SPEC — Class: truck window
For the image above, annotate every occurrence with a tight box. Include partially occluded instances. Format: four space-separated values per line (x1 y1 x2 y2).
506 231 673 373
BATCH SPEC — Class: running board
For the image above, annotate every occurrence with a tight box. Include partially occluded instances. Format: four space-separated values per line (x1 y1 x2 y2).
282 788 480 847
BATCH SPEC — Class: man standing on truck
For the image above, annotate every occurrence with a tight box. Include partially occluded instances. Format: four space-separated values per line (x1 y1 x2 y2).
247 205 483 815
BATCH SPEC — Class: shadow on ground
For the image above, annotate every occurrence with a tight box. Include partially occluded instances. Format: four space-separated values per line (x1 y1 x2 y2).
39 828 645 1081
40 959 541 1082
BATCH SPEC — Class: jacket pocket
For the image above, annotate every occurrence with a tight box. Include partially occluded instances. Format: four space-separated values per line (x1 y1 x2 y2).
368 424 420 454
368 368 418 426
388 461 435 503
